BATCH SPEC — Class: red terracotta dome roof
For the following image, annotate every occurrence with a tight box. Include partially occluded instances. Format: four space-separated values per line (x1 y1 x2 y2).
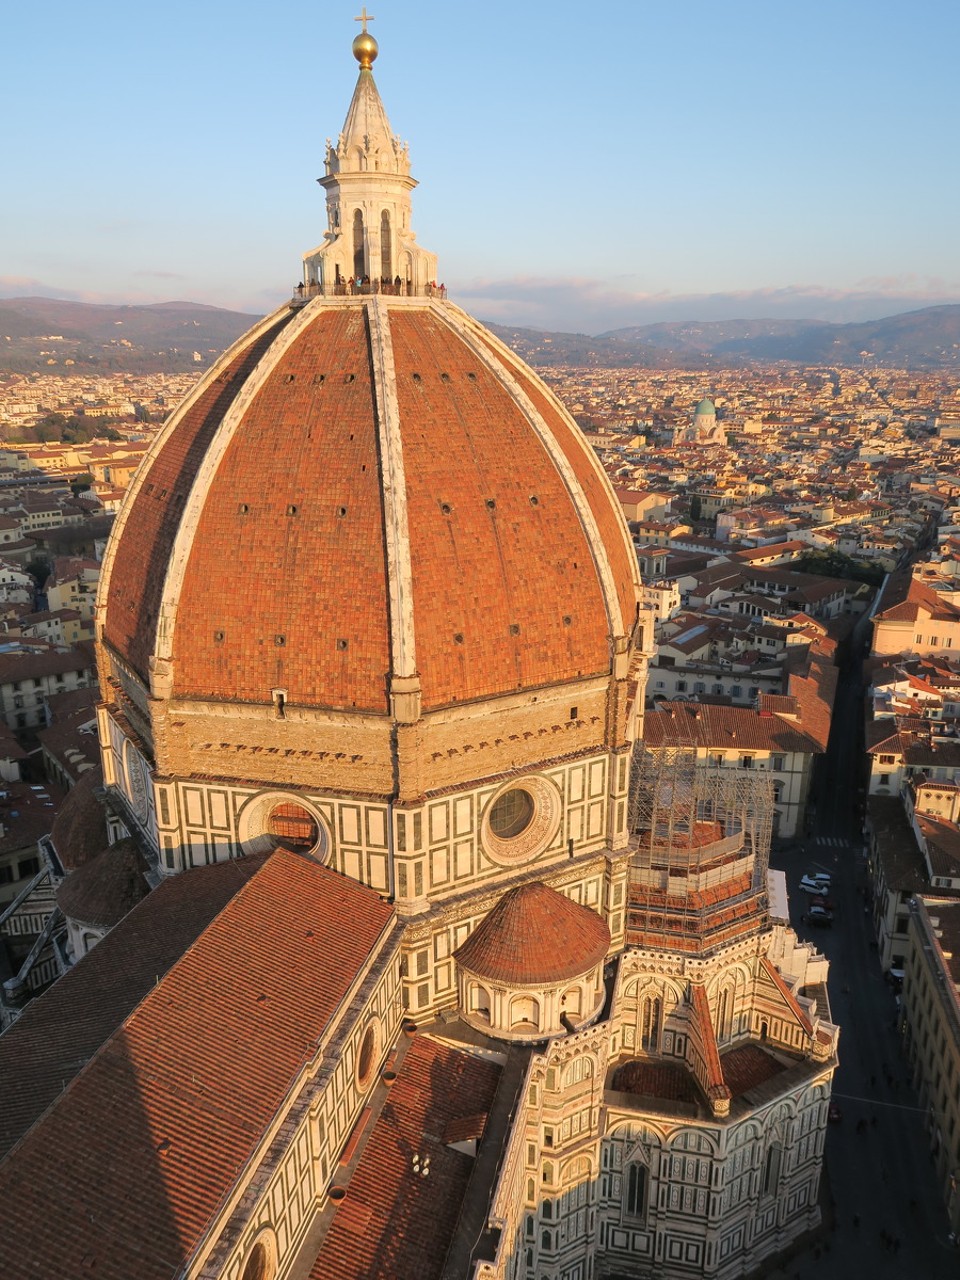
50 767 107 873
454 881 610 985
56 838 150 929
99 299 640 715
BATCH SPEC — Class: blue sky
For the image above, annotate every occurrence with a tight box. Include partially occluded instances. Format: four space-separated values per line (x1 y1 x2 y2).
4 0 959 332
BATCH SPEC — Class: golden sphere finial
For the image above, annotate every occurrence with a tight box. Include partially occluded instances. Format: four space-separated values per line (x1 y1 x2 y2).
352 9 377 68
352 30 378 68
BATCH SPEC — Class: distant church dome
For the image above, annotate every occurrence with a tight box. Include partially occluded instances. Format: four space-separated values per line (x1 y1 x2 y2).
692 396 725 446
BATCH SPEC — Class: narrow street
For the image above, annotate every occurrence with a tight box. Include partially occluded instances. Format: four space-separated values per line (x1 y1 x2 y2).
766 645 958 1277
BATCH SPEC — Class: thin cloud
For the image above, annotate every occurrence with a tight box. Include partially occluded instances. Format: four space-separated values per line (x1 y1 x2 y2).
452 276 960 333
133 270 187 281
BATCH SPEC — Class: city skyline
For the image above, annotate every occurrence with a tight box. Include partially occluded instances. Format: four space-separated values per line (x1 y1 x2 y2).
4 0 959 331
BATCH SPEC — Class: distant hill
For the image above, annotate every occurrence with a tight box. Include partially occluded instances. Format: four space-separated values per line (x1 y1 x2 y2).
488 305 960 370
0 298 257 374
2 297 959 374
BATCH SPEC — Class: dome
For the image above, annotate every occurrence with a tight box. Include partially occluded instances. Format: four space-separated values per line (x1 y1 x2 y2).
97 38 640 730
99 300 640 715
95 36 648 877
56 838 150 929
694 398 716 416
50 766 106 872
454 881 610 984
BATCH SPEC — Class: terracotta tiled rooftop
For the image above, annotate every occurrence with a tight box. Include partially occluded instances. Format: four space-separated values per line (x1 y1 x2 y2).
101 300 639 713
309 1035 501 1280
102 312 298 684
0 849 395 1280
610 1059 700 1104
721 1043 791 1097
0 854 267 1160
454 880 610 985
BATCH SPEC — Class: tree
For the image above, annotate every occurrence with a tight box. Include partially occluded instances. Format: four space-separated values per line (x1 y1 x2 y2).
25 554 53 590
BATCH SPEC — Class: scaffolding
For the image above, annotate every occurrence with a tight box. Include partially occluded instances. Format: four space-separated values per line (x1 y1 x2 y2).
626 747 775 954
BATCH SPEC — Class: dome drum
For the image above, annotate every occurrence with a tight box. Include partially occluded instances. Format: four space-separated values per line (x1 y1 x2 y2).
457 969 607 1043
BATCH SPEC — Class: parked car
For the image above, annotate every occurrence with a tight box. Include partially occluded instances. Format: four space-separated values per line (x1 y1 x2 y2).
800 875 831 895
802 906 833 927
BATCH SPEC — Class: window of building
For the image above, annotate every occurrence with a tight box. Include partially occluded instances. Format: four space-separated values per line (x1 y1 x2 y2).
762 1143 781 1196
731 685 742 697
266 802 319 854
356 1021 378 1090
240 1242 274 1280
771 754 785 771
640 995 662 1051
17 856 39 879
625 1163 648 1217
740 755 754 769
879 773 890 786
489 788 534 839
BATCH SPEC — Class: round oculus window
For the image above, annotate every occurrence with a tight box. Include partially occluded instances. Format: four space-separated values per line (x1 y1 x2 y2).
241 1241 274 1280
237 792 330 861
481 777 562 867
266 802 320 854
356 1019 380 1091
488 788 534 840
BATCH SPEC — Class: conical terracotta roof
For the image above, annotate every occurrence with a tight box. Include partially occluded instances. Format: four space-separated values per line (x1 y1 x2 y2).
50 766 106 872
454 881 610 985
57 838 150 929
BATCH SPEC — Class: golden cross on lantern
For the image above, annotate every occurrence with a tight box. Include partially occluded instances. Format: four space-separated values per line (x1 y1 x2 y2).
354 7 375 32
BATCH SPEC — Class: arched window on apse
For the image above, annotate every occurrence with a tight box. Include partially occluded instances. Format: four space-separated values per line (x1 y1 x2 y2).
510 995 538 1031
561 985 582 1017
625 1162 648 1218
640 995 662 1052
762 1142 781 1196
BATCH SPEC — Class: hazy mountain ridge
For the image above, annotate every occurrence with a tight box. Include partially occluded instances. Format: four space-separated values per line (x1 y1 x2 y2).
489 305 960 369
0 298 258 374
1 298 958 373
